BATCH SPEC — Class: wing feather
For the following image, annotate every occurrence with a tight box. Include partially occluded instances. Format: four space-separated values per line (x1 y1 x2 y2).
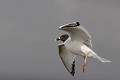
58 44 76 76
59 23 92 48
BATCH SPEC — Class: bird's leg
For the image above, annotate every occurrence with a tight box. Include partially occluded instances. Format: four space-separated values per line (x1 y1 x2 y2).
82 55 87 73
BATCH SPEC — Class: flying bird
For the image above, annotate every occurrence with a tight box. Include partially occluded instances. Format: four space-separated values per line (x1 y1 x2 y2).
56 22 111 76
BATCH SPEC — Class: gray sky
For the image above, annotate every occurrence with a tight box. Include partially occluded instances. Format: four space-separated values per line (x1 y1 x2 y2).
0 0 120 80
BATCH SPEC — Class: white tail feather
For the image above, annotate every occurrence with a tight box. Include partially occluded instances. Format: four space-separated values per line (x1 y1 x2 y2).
81 45 111 63
90 51 111 63
96 56 111 63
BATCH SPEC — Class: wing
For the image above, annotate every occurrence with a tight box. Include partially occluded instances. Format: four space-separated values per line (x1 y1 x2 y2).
58 44 76 76
68 26 92 48
59 23 92 48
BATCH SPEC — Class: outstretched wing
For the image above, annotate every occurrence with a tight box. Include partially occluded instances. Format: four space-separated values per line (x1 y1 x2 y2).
58 43 76 76
59 22 92 48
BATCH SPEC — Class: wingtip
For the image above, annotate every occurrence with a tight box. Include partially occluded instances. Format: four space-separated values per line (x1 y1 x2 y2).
76 22 80 26
70 60 75 76
70 72 74 76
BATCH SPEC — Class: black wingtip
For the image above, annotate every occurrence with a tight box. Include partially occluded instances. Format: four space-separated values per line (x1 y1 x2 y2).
76 22 80 26
71 60 75 76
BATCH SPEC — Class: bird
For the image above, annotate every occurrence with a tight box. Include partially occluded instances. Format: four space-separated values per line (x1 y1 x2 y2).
56 34 92 76
56 22 111 76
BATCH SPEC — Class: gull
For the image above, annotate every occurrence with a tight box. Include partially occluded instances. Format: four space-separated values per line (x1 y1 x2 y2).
56 22 111 76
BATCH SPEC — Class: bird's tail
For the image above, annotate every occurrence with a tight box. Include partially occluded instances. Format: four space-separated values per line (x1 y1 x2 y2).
90 50 111 63
81 45 111 63
96 55 111 63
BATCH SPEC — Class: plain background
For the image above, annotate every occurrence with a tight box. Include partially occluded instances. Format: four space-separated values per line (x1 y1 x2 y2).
0 0 120 80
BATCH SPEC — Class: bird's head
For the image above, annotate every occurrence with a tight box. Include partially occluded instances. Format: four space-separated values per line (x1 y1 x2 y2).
56 34 69 42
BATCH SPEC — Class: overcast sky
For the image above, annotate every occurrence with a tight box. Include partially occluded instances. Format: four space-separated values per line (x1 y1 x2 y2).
0 0 120 80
